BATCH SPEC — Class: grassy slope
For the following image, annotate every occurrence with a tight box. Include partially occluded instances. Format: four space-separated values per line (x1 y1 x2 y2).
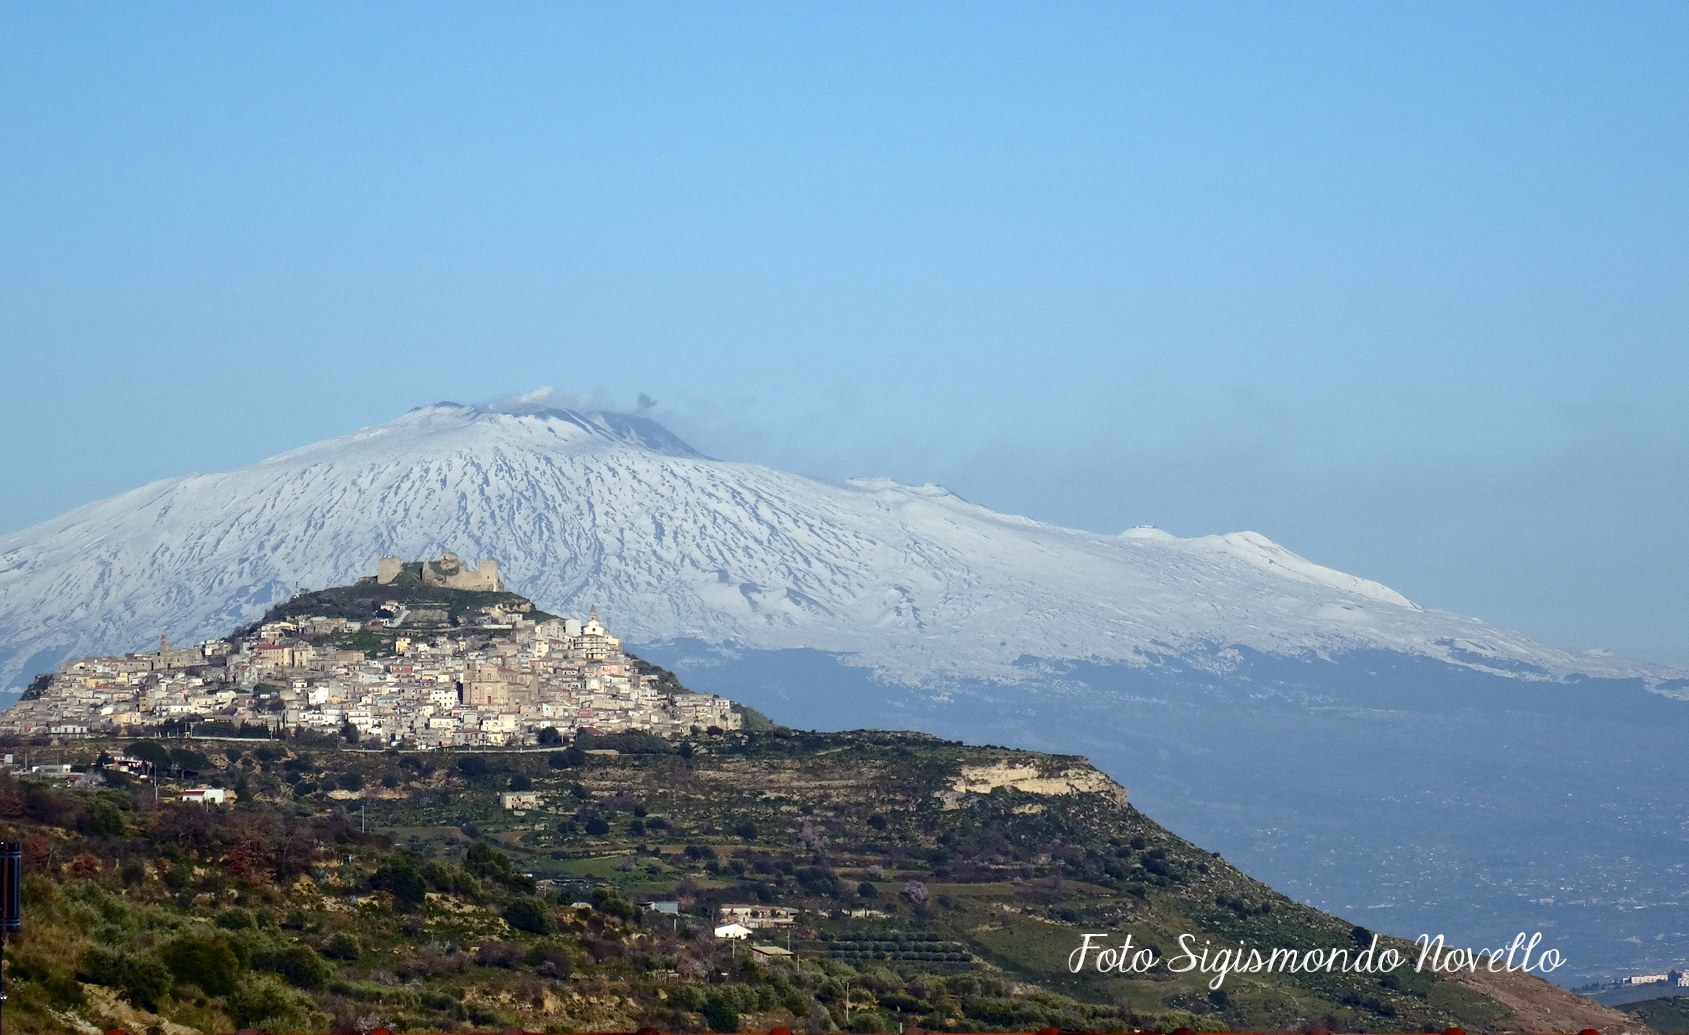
1629 997 1689 1035
249 574 554 632
0 729 1639 1035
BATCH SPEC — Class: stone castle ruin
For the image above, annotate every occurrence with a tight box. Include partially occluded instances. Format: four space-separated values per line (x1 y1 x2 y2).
376 552 503 592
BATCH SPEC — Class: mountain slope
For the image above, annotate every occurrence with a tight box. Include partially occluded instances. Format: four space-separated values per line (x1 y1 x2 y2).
0 729 1641 1035
1 402 1680 695
5 400 1689 984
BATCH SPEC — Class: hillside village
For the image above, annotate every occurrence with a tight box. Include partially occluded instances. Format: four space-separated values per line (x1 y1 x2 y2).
0 555 739 747
0 558 1655 1035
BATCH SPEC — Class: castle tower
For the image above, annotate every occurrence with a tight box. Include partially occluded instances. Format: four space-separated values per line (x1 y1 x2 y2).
159 632 169 654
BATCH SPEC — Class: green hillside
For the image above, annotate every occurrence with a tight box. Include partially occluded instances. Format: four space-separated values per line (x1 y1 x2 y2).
1629 997 1689 1035
0 728 1628 1034
247 577 554 632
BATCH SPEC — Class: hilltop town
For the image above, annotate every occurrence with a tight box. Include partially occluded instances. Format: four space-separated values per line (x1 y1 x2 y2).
1 554 740 746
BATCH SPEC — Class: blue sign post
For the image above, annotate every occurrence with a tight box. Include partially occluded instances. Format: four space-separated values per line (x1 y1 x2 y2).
0 842 21 1032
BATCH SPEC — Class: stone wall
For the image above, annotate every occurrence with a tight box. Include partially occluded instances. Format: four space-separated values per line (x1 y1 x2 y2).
375 554 503 591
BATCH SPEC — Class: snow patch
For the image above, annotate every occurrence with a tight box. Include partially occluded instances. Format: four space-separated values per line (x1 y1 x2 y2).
1185 531 1419 610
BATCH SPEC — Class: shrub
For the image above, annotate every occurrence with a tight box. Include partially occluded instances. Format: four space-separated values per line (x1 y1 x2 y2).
509 773 533 791
589 885 638 922
504 897 554 935
23 786 71 826
457 755 488 778
168 748 213 773
338 771 364 792
126 740 170 767
82 801 124 836
371 861 428 907
160 932 243 996
475 940 524 969
847 1008 892 1033
320 931 360 961
283 755 315 776
78 947 172 1010
584 817 610 836
253 944 332 989
216 908 257 931
537 727 564 746
733 821 758 840
420 859 476 896
523 943 574 978
229 973 323 1032
702 996 739 1033
465 841 512 880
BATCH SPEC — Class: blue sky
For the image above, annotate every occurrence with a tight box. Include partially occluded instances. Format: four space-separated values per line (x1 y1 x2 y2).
2 2 1686 665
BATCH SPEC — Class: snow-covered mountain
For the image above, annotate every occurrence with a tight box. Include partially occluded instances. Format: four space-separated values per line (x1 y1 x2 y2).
0 401 1681 695
7 400 1689 983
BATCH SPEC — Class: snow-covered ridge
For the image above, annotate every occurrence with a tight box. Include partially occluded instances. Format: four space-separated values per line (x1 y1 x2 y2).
260 402 707 465
0 402 1683 693
1184 531 1420 610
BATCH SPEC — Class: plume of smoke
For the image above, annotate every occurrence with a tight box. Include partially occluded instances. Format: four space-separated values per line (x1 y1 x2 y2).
477 386 701 451
480 386 621 415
